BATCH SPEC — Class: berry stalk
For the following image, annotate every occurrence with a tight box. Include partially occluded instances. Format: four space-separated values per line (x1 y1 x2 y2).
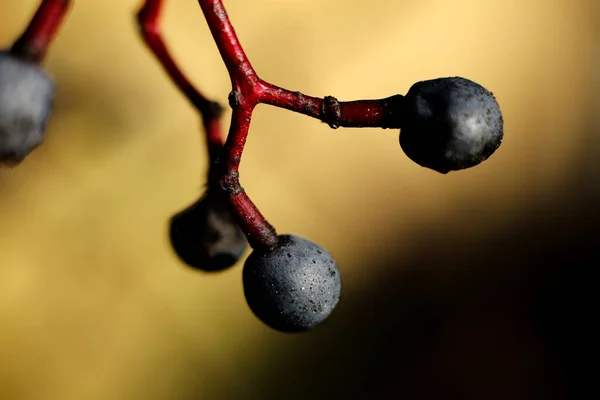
199 0 407 129
137 0 224 180
196 0 412 249
137 0 276 250
197 0 258 90
257 82 405 129
220 105 278 249
10 0 72 63
198 0 277 249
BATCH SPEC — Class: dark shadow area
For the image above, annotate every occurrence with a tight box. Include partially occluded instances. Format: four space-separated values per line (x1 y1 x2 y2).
219 143 598 399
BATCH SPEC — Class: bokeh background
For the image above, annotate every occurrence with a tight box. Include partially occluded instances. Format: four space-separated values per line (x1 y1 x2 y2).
1 0 598 399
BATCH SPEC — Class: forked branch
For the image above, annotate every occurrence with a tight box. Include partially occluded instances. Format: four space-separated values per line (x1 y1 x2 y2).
194 0 410 249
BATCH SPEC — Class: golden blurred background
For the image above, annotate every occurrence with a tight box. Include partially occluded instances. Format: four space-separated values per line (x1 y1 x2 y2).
1 0 598 399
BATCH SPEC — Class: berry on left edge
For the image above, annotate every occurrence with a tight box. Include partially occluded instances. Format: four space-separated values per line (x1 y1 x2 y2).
0 51 55 166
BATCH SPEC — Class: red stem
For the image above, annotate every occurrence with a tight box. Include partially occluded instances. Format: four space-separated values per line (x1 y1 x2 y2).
257 81 404 129
220 106 277 248
10 0 71 64
195 0 407 249
198 0 278 249
137 0 224 182
138 0 276 248
197 0 258 89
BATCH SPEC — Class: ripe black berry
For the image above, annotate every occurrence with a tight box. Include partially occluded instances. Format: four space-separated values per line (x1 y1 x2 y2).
399 77 503 174
0 52 55 166
169 191 247 272
243 234 341 332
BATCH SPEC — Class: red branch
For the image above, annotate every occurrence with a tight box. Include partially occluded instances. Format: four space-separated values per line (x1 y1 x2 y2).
195 0 407 249
137 0 224 183
138 0 277 248
10 0 72 63
197 0 280 249
198 0 258 90
257 81 405 129
221 107 277 248
136 0 409 249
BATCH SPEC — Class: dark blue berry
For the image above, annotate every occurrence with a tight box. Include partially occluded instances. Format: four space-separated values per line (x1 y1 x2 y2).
399 77 503 173
243 234 341 332
169 191 247 272
0 51 55 166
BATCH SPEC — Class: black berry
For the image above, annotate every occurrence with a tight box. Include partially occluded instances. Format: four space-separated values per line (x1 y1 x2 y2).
0 51 55 166
399 76 503 173
169 191 247 272
243 234 341 332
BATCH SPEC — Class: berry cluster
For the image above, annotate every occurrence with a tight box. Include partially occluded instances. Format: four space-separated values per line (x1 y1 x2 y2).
0 0 503 332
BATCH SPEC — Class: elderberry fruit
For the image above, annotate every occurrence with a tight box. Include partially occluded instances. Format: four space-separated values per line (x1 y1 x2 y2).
0 51 55 166
169 191 247 272
243 234 341 332
399 77 503 174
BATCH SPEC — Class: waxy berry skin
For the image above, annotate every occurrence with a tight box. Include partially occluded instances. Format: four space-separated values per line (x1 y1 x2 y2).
0 52 55 166
399 77 503 174
243 234 342 333
169 191 247 272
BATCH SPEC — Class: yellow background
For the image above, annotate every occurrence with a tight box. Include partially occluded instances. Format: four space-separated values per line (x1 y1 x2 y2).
1 0 598 399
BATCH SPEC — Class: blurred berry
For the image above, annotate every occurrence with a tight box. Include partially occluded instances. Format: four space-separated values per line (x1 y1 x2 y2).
243 234 341 332
399 76 503 173
169 190 247 272
0 51 55 166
